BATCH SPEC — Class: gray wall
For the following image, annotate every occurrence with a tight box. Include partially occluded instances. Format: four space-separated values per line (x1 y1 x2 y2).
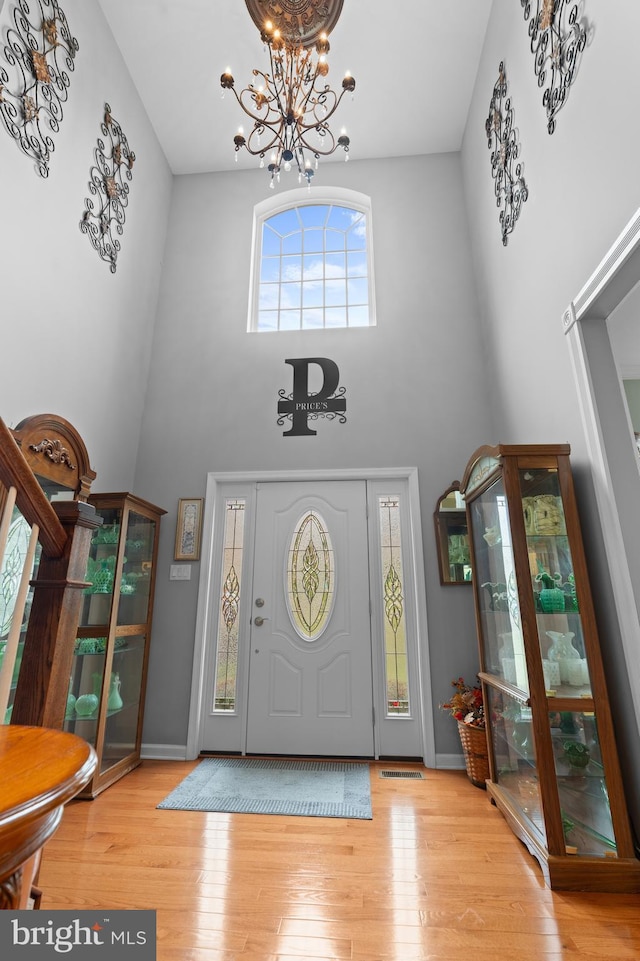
0 0 172 490
461 0 640 832
134 154 493 756
461 0 640 444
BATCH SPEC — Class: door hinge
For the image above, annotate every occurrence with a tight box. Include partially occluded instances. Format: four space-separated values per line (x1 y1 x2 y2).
372 706 376 726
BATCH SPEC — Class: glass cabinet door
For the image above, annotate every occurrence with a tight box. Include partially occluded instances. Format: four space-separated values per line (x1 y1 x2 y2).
80 507 121 629
468 473 544 840
486 672 615 855
0 504 39 724
1 479 76 725
468 474 528 694
67 502 158 779
549 707 615 856
519 466 614 857
66 634 107 749
100 632 146 773
117 511 156 627
520 467 590 696
68 506 122 748
487 686 545 844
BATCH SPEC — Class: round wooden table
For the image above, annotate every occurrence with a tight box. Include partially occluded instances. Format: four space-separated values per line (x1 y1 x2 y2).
0 725 97 909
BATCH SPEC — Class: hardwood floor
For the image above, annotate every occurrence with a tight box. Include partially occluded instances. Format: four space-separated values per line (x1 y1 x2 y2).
37 758 640 960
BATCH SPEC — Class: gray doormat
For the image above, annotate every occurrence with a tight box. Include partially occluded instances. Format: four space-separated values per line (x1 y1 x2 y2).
157 756 373 819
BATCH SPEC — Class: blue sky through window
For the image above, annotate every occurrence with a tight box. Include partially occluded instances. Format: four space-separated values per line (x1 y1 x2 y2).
256 202 371 331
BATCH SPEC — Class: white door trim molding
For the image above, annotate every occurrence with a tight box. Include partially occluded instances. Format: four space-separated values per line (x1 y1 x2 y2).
186 467 434 765
563 207 640 724
618 365 640 381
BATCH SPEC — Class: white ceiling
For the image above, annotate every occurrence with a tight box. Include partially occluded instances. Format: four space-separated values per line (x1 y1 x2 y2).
97 0 493 176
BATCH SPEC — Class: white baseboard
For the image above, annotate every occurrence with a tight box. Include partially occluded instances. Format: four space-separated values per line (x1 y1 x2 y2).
435 753 465 770
141 743 188 760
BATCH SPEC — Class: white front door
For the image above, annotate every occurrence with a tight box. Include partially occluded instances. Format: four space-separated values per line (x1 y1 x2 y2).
245 480 374 757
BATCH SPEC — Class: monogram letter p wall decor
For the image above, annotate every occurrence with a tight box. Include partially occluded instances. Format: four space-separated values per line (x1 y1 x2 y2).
277 358 347 437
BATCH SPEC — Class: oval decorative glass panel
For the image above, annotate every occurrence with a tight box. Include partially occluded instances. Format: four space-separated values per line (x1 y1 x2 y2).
287 510 335 641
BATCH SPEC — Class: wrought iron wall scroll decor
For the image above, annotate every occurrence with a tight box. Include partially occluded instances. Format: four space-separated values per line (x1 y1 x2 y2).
0 0 78 176
485 62 528 247
521 0 587 134
80 103 135 274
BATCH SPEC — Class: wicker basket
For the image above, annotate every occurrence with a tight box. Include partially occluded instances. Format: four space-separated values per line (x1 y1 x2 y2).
458 721 489 789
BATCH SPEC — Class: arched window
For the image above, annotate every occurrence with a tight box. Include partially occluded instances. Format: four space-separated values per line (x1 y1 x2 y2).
249 186 376 331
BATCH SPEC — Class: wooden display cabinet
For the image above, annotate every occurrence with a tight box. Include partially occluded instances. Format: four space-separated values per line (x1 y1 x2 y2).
460 444 640 891
66 493 165 798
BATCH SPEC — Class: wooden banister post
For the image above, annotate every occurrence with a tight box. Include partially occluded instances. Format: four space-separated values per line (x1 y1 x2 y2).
11 501 102 729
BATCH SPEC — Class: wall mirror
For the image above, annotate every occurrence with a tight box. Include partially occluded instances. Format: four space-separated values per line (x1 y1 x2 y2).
434 481 472 585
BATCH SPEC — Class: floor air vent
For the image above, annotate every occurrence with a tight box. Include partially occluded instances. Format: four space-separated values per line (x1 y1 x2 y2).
379 770 425 779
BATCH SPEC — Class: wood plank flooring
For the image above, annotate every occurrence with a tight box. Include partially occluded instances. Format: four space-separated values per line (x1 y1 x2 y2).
37 758 640 960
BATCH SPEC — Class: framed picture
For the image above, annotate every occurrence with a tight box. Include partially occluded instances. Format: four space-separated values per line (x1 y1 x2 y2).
174 498 204 561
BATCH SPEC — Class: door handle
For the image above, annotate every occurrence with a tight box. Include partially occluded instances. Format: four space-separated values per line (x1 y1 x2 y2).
254 616 269 627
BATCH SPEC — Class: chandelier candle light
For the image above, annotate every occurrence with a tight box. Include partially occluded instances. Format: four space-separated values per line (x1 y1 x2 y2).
220 19 355 188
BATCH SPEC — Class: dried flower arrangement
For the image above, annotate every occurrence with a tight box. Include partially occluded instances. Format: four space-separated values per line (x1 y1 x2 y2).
441 676 485 729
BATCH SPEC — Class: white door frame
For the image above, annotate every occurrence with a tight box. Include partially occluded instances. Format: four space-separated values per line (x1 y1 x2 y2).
562 207 640 728
186 467 434 764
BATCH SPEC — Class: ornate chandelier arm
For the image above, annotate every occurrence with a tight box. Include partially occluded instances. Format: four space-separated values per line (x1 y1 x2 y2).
278 45 310 118
220 18 355 183
261 27 353 131
302 84 345 129
222 70 272 122
237 84 285 128
294 123 337 157
245 123 281 157
293 120 348 158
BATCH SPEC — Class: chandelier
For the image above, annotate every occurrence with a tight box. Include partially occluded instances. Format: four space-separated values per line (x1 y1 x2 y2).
220 18 355 188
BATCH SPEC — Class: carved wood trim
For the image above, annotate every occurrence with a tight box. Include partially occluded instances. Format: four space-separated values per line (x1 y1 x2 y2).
0 870 21 910
0 417 66 557
11 413 96 500
29 437 76 470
